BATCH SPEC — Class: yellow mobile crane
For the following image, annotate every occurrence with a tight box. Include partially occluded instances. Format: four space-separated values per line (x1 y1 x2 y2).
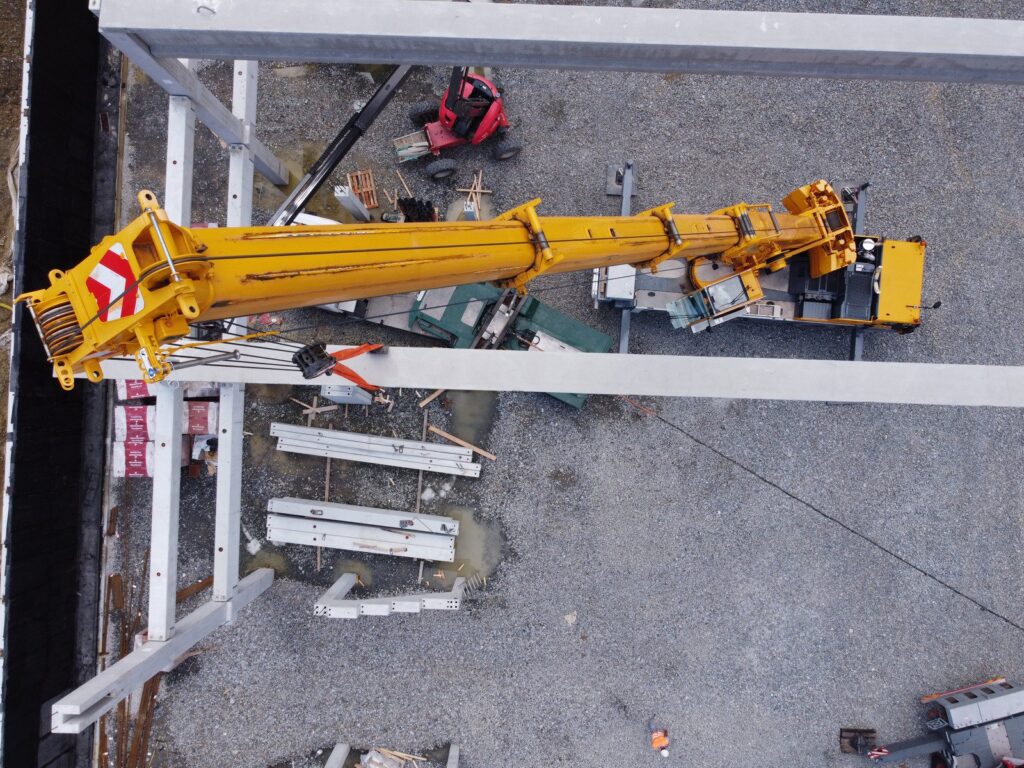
18 180 925 390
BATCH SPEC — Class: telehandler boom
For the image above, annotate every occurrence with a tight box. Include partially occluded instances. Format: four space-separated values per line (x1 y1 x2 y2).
18 180 925 390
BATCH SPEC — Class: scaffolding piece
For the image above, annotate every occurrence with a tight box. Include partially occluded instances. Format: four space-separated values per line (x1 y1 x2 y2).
271 422 482 477
314 573 467 619
267 514 457 562
96 0 1024 85
268 497 460 535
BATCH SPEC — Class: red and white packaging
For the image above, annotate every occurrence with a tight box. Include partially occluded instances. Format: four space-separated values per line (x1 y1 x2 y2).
116 380 154 401
112 439 190 478
114 405 156 441
114 402 219 440
116 379 221 401
185 401 219 434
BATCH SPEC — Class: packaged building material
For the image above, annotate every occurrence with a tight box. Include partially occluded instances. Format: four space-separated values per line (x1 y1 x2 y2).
114 402 219 441
116 379 220 401
112 439 190 478
114 404 155 441
185 401 218 434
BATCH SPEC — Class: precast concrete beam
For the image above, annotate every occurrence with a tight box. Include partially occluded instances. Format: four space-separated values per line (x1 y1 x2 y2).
97 0 1024 84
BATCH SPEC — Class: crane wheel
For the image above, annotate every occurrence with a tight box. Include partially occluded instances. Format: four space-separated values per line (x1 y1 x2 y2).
493 139 523 161
426 158 458 181
408 101 439 126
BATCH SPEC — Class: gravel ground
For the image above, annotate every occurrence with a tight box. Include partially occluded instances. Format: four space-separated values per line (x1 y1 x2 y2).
108 1 1024 766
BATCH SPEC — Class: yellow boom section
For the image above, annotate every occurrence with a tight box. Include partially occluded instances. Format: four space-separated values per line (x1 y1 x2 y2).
20 181 870 390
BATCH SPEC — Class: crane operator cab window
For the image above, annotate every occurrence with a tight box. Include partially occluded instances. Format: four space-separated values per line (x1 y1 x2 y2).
667 275 749 331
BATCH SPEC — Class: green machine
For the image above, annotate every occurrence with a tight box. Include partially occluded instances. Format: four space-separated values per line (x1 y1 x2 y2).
410 284 613 408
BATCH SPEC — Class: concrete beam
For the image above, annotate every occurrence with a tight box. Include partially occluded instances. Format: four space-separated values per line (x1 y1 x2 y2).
226 60 257 228
51 569 273 734
103 30 287 184
98 0 1024 84
164 89 196 225
94 343 1024 409
148 384 183 642
213 384 244 601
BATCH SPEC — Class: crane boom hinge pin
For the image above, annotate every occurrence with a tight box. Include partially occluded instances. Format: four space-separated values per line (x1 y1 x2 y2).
633 203 685 273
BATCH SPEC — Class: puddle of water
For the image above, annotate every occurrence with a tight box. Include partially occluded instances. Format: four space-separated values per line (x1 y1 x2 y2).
243 547 290 578
254 143 346 221
438 504 504 582
332 557 374 589
246 430 316 475
448 390 498 446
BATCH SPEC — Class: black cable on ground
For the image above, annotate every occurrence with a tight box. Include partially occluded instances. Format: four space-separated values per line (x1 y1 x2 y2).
648 409 1024 635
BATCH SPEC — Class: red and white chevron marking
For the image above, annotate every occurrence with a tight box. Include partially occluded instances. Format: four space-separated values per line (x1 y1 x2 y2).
85 242 143 322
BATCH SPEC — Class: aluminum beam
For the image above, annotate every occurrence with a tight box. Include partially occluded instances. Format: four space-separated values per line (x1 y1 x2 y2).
102 30 287 184
98 0 1024 85
313 573 466 619
213 384 244 601
268 497 460 535
51 568 273 734
267 514 457 561
226 60 257 228
95 344 1024 409
148 383 183 642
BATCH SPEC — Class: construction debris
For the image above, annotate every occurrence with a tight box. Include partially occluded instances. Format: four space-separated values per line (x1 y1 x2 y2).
428 424 497 461
271 422 482 477
418 388 446 408
396 168 413 196
314 572 466 619
346 168 379 209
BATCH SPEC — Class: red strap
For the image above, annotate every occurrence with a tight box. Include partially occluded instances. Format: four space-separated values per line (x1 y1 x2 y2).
330 344 383 391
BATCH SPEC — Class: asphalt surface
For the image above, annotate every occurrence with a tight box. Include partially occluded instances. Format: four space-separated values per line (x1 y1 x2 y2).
109 1 1024 766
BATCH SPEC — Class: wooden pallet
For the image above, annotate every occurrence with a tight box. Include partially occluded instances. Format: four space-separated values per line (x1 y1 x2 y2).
346 169 379 209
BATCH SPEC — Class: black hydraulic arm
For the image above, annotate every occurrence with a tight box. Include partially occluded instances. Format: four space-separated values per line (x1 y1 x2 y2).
269 64 414 226
870 732 947 763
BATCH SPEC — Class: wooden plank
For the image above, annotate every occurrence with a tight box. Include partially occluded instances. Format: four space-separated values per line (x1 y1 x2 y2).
418 388 445 408
428 424 497 461
175 575 213 603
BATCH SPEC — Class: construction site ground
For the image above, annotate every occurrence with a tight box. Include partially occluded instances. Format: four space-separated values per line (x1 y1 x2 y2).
108 2 1024 766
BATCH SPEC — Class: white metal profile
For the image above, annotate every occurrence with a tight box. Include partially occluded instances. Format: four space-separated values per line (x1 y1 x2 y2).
267 514 457 562
268 497 460 536
314 573 467 619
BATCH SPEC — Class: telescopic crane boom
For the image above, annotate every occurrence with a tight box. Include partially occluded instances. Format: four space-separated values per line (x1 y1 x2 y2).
18 180 925 390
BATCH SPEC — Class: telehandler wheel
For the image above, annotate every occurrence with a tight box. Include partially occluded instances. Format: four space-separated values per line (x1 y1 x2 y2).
408 101 439 126
493 139 523 161
426 158 458 181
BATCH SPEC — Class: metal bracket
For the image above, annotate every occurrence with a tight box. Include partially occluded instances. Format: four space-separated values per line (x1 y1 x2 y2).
606 162 638 196
496 199 562 292
632 203 687 273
